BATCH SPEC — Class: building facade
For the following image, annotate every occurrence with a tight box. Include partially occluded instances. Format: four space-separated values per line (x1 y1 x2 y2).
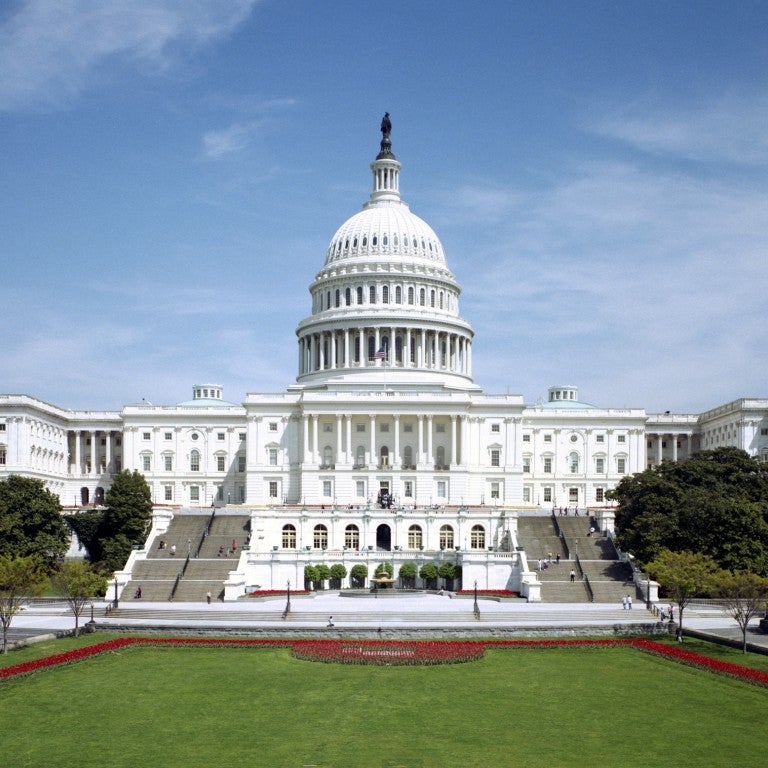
2 121 767 594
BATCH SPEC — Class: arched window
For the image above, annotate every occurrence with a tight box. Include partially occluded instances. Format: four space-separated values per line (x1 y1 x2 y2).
356 445 365 467
368 336 376 360
440 525 454 549
190 449 200 472
439 291 444 309
436 446 445 468
345 287 351 306
354 336 360 363
323 446 334 467
282 524 296 548
380 446 389 467
326 291 331 309
382 234 388 246
313 524 328 549
408 287 414 305
570 452 580 474
345 524 360 550
362 236 367 247
430 289 436 307
382 285 389 303
419 288 426 306
357 287 363 305
395 286 402 304
403 445 413 468
369 285 376 303
335 289 340 308
408 525 423 549
471 525 486 549
395 336 402 363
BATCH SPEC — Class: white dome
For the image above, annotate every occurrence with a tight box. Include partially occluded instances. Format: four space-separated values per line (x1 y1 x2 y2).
324 203 447 268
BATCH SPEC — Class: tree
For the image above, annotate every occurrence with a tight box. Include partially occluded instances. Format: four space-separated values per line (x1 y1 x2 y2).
315 563 331 590
718 571 768 653
375 562 393 578
419 562 438 590
349 564 368 588
329 563 347 589
438 561 458 590
0 475 69 569
646 549 720 641
304 564 318 589
53 560 108 637
609 448 768 573
398 561 416 588
0 555 48 654
99 471 153 572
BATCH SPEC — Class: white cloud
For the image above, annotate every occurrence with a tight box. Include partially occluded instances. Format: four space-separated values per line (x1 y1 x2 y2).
589 92 768 166
0 0 259 111
203 119 263 158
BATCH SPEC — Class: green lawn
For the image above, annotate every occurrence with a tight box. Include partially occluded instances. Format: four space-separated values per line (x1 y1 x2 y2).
1 640 766 768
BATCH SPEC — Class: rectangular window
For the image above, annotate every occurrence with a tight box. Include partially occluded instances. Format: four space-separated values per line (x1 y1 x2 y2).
322 480 332 498
0 448 6 465
490 482 500 499
543 487 552 502
356 480 365 498
164 455 173 472
436 423 445 433
436 480 446 498
323 423 333 433
269 422 278 432
617 458 626 474
164 485 173 501
523 458 531 473
543 457 552 473
595 458 605 474
569 487 578 503
356 424 366 433
404 423 413 433
269 481 278 498
190 485 199 502
380 423 389 433
491 424 500 433
238 455 246 473
218 433 225 441
239 433 246 441
0 423 6 432
143 432 151 441
522 434 530 442
595 434 604 443
164 432 172 441
217 456 226 472
238 485 245 503
595 488 605 502
403 480 413 498
543 434 552 442
490 449 500 467
617 435 626 443
523 486 531 503
142 455 151 472
269 448 278 466
761 428 768 436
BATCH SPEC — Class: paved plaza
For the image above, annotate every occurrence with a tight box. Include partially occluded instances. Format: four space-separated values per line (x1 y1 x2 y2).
7 593 768 652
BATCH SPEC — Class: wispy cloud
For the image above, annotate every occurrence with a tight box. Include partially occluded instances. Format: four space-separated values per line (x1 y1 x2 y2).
0 0 259 111
589 92 768 166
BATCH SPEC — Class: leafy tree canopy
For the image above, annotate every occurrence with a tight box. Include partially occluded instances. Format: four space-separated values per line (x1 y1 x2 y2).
53 560 108 636
104 470 152 543
329 563 347 580
0 475 69 569
0 554 48 653
609 448 768 573
398 562 417 580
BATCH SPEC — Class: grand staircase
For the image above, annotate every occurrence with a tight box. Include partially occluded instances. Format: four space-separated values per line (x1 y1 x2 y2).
517 514 634 603
123 511 251 603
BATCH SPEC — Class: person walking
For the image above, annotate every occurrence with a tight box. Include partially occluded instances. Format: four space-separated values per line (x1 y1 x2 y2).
206 591 212 604
570 569 576 583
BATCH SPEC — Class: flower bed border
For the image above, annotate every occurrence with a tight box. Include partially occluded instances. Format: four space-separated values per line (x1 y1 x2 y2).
1 637 767 685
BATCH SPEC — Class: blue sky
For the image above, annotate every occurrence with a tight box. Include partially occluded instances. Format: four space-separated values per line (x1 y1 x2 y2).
2 1 767 413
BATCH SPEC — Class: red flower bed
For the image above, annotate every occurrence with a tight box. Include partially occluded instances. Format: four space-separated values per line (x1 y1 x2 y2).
456 589 519 598
246 589 310 597
292 639 485 666
1 636 766 684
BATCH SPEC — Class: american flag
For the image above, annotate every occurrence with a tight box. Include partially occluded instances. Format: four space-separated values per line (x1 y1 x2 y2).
373 346 386 361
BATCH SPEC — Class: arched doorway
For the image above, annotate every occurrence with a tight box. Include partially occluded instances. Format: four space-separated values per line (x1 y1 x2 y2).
80 487 89 505
376 524 391 551
94 487 105 505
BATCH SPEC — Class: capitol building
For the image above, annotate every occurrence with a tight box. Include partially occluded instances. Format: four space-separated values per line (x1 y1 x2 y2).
2 118 767 598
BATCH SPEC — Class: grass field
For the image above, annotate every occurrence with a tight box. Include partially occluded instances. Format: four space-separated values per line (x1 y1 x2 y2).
1 638 766 768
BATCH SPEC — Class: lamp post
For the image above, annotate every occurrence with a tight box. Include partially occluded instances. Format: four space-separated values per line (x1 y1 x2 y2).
113 577 119 610
285 579 291 614
473 579 480 619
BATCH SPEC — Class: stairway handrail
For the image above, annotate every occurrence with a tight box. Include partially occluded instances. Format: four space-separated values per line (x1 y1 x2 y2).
195 509 217 558
169 573 181 602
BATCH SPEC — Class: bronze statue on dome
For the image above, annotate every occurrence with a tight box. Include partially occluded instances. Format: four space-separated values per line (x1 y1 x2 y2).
380 112 392 140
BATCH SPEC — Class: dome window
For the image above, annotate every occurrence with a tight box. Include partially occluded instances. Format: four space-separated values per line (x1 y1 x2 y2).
372 235 378 246
345 287 351 306
393 234 398 246
344 239 349 250
412 237 417 248
429 242 433 252
353 237 358 248
421 239 426 250
362 236 367 247
383 234 388 246
357 286 364 305
337 241 342 253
